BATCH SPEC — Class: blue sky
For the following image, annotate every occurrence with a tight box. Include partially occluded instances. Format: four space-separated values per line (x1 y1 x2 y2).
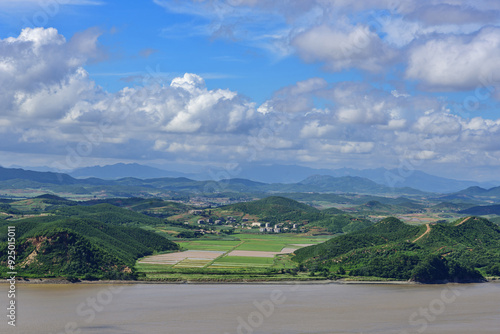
1 0 500 181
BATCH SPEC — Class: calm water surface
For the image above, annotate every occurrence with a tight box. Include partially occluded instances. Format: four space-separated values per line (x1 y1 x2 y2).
1 282 499 334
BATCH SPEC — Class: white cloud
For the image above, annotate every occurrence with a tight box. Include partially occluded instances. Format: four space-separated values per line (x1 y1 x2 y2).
413 113 463 136
337 102 388 124
0 28 261 168
408 3 499 26
4 26 500 179
322 141 375 154
260 77 328 113
406 27 500 90
0 27 102 121
414 150 437 160
293 24 398 72
300 120 335 138
155 0 500 87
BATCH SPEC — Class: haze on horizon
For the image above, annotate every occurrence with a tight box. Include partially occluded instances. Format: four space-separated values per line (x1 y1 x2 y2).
1 1 500 182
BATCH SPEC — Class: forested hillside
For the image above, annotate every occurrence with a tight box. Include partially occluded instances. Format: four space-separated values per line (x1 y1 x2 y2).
293 217 499 283
0 206 179 280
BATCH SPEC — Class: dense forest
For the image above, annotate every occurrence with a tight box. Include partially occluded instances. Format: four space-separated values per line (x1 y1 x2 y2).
0 205 179 280
1 191 500 283
293 217 500 283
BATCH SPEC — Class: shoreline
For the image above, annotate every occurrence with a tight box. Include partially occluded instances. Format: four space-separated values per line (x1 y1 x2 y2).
1 277 496 285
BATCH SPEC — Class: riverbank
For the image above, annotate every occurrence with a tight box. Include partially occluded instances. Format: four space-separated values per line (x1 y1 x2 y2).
3 277 497 285
0 277 413 285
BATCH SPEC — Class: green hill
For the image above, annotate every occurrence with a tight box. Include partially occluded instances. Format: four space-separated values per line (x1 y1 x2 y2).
0 203 22 215
82 197 192 217
454 186 500 200
52 203 164 225
291 175 426 195
5 195 77 213
0 166 77 184
459 204 500 215
351 200 425 214
218 196 322 225
321 207 345 215
0 212 179 279
223 196 318 216
293 217 497 283
217 196 373 234
429 202 475 213
308 214 373 234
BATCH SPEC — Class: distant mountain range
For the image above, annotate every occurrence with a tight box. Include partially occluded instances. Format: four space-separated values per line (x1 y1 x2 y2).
0 166 78 184
63 163 499 193
0 165 423 196
2 163 499 196
69 163 193 179
234 164 499 193
460 204 500 215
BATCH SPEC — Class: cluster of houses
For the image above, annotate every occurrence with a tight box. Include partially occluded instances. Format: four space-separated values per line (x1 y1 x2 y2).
188 209 305 234
195 216 235 226
258 222 301 233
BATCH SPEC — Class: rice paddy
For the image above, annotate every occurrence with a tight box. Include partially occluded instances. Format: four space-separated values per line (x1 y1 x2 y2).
136 233 331 275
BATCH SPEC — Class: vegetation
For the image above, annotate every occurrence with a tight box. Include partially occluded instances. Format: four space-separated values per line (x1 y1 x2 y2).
460 204 500 215
293 217 498 283
308 214 373 234
222 196 318 217
1 184 499 283
52 203 164 226
0 206 179 279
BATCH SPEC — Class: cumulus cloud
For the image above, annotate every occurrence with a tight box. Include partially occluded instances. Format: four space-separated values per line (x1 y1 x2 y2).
156 0 500 90
406 27 500 90
325 82 412 126
4 26 500 178
300 120 335 138
0 27 102 120
256 77 500 174
408 4 500 26
292 24 398 72
259 77 328 113
0 27 262 168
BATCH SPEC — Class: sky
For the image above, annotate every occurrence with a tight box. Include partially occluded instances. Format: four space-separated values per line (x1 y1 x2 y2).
1 0 500 181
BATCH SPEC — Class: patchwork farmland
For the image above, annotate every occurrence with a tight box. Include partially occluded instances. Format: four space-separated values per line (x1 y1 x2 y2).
136 233 330 281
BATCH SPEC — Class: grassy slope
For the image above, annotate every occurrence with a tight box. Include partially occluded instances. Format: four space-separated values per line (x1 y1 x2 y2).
217 196 372 234
293 217 498 282
0 206 179 279
222 196 319 216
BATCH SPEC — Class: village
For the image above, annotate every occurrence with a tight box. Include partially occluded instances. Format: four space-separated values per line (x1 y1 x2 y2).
185 209 307 236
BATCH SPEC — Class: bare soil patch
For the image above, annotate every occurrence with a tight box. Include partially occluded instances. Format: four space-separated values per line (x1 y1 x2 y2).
228 248 296 258
138 250 224 265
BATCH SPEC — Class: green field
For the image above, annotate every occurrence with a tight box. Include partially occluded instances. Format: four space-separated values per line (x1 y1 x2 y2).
232 233 330 252
181 240 241 251
211 256 274 268
176 234 331 253
234 240 286 252
135 232 332 280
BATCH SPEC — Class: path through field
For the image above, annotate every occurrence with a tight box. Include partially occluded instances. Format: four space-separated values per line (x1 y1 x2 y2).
456 216 473 226
412 224 431 243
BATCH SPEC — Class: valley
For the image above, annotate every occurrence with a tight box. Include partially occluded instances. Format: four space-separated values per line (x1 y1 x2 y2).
1 166 500 284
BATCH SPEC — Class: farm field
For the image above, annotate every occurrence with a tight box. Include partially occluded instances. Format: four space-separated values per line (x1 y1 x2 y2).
135 233 332 280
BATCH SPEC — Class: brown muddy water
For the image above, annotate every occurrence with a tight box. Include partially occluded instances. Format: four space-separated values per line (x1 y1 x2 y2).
1 282 499 334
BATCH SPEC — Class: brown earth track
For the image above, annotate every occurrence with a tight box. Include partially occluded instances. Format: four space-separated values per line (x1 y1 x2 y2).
412 224 431 243
456 216 473 226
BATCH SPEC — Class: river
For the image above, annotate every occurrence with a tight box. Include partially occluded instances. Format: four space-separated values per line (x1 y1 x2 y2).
1 282 499 334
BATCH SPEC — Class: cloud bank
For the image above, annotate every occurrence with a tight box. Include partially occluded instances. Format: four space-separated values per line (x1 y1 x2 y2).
4 0 500 181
